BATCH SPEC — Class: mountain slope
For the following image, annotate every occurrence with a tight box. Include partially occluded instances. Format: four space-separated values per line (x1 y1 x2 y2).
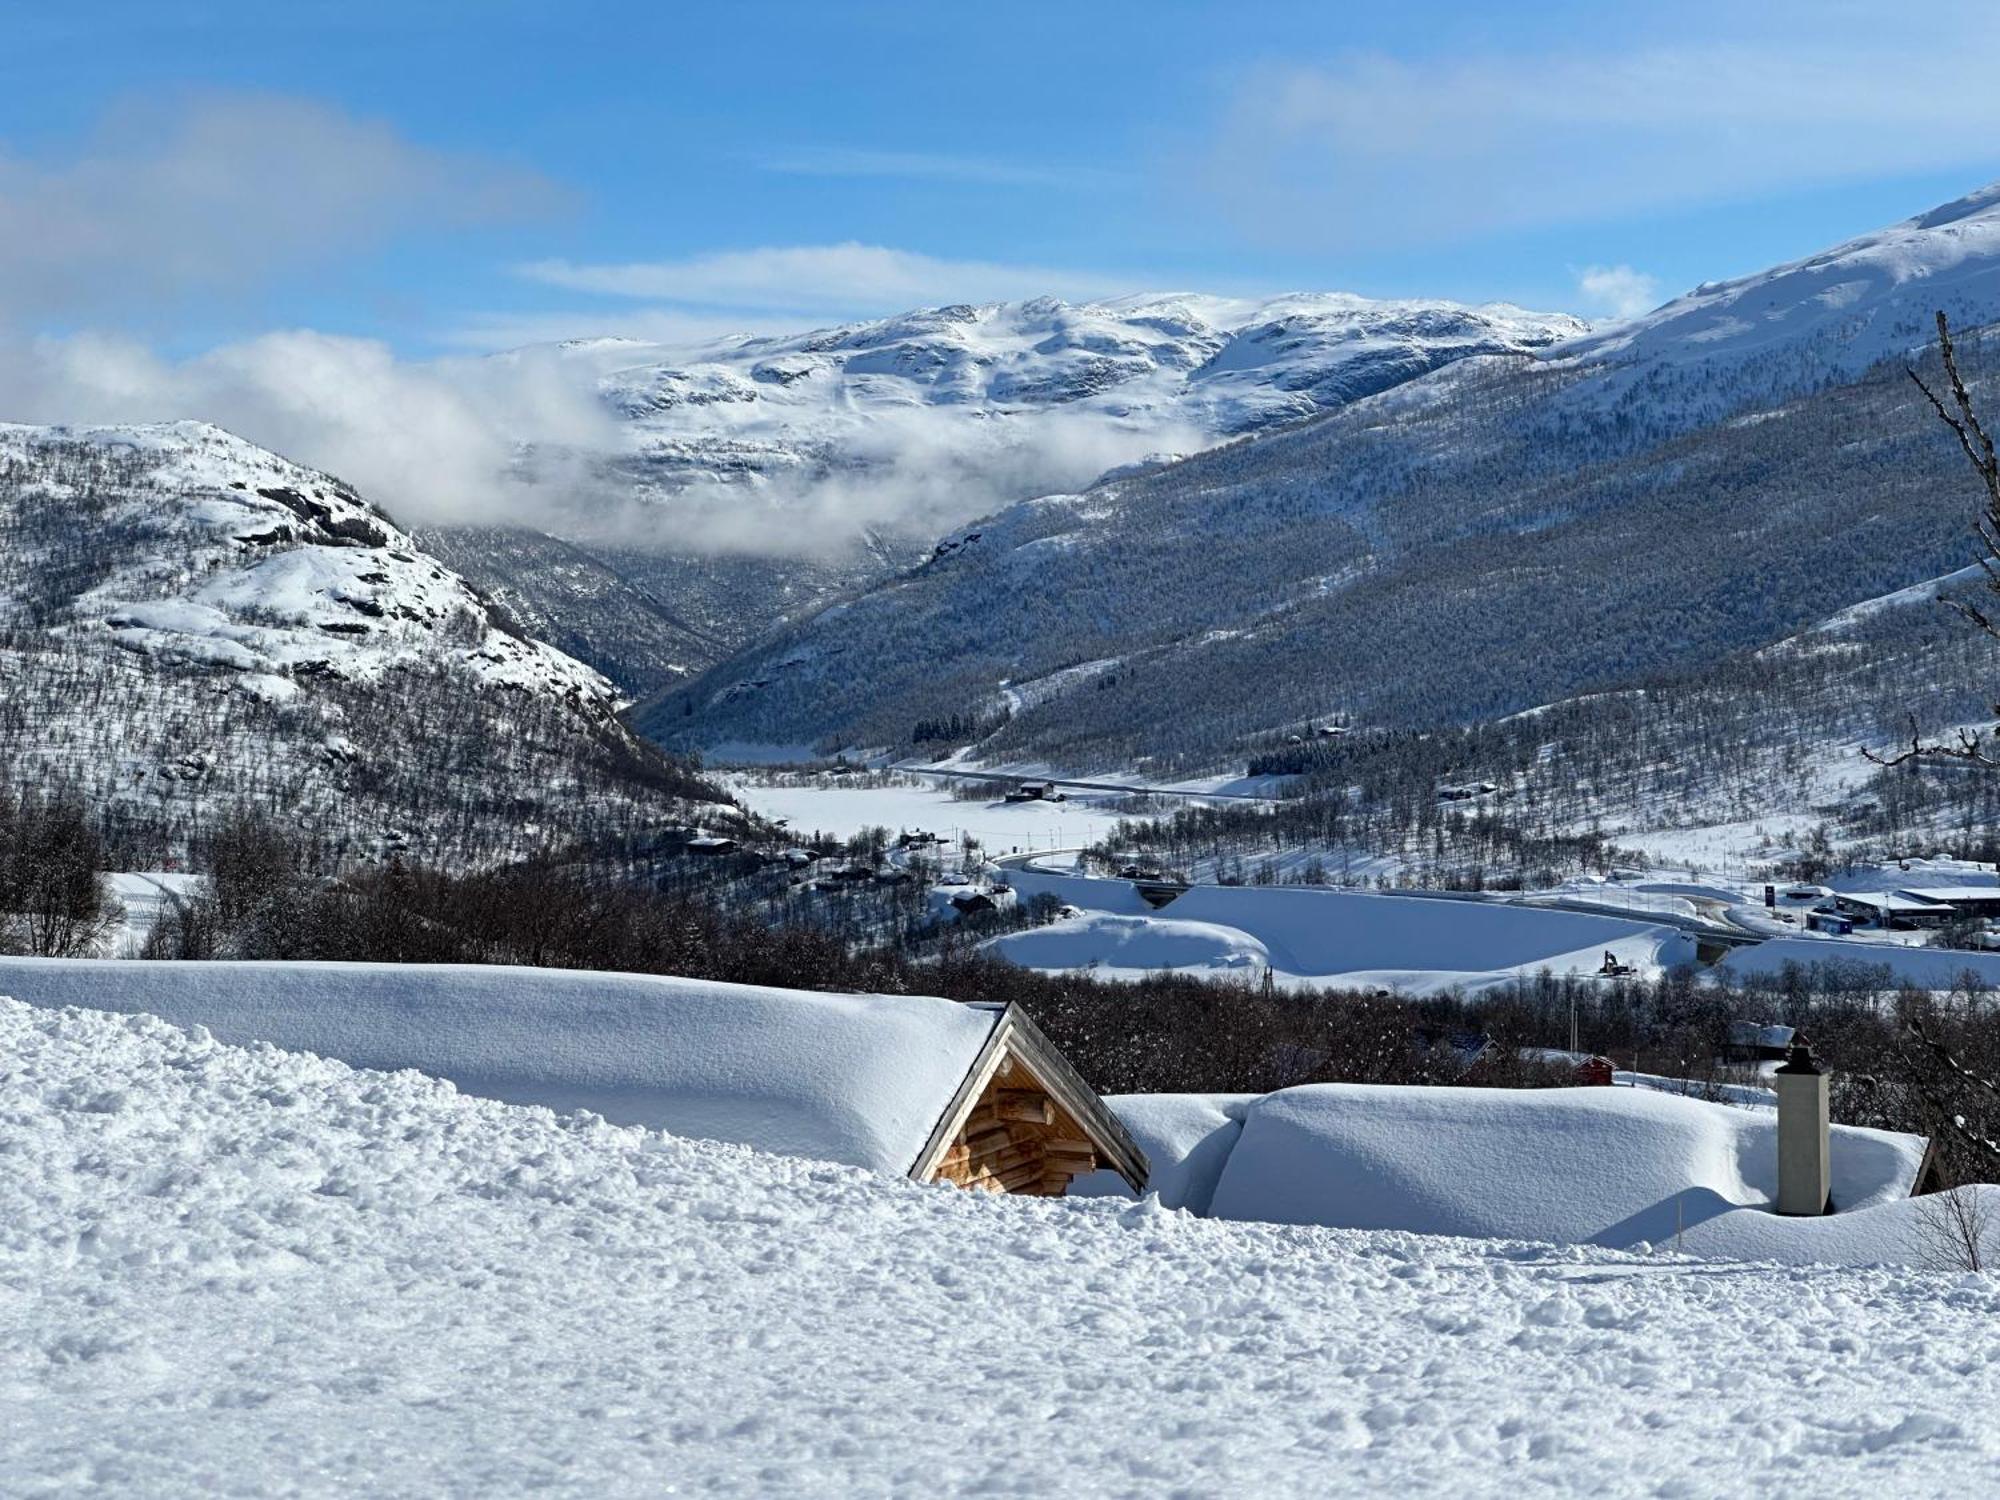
433 293 1586 689
1562 182 2000 385
647 185 2000 771
0 421 727 864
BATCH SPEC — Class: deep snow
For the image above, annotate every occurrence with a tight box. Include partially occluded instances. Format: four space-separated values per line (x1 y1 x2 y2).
1075 1086 1955 1269
0 958 997 1176
1204 1084 1931 1264
8 997 2000 1498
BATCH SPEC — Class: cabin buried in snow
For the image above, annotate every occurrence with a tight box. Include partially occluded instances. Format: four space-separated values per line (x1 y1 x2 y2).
0 958 1147 1200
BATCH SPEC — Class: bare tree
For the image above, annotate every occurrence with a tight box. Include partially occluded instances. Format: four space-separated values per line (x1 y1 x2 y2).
1873 310 2000 767
0 793 122 956
1914 1183 1993 1273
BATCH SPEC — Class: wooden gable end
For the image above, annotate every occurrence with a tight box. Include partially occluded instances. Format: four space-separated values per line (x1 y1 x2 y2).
910 1004 1149 1197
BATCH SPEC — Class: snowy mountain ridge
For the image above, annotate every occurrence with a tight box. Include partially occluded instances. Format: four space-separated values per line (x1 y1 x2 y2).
3 421 614 707
549 288 1591 477
651 182 2000 770
1557 181 2000 395
0 421 724 864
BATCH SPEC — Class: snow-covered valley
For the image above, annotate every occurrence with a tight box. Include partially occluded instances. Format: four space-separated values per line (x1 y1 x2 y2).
20 21 2000 1499
430 292 1585 689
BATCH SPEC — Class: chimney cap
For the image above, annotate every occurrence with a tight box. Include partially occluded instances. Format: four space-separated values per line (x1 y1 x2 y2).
1774 1036 1821 1075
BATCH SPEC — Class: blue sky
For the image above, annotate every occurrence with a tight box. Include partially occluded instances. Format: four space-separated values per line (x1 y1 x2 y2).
4 0 2000 355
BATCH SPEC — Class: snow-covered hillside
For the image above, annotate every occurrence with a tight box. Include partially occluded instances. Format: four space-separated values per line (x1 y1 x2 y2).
654 183 2000 770
10 995 2000 1497
432 293 1584 688
0 421 725 864
1562 183 2000 385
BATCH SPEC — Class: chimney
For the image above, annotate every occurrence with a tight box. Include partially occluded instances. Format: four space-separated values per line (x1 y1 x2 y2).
1774 1037 1830 1216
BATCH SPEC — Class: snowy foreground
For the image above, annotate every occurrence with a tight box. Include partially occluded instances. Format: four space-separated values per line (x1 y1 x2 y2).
6 1000 2000 1497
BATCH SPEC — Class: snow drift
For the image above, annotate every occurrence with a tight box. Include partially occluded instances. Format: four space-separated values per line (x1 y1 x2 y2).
8 996 2000 1496
0 958 997 1176
1203 1084 1931 1265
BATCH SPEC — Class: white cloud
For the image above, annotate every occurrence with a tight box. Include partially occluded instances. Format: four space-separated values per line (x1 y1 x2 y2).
0 92 563 324
1203 30 2000 247
0 327 1196 561
0 330 615 530
515 243 1138 317
1574 265 1660 321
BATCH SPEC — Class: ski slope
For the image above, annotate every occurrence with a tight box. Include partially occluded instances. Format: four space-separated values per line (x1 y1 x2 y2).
7 997 2000 1498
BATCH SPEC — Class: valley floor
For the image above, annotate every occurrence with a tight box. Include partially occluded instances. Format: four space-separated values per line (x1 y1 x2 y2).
725 771 2000 992
5 998 1998 1498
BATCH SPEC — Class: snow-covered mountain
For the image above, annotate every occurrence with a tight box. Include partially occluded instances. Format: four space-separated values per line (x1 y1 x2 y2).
433 293 1586 690
0 421 727 864
572 290 1590 472
649 183 2000 771
1562 183 2000 382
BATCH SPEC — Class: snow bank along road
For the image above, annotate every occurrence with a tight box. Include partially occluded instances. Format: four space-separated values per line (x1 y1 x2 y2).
7 998 2000 1498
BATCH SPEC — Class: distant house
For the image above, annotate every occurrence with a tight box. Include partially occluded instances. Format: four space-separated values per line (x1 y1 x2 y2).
1832 891 1955 929
1437 780 1499 803
1517 1047 1617 1086
1897 887 2000 920
1004 780 1060 803
0 958 1147 1199
686 833 738 856
950 890 998 915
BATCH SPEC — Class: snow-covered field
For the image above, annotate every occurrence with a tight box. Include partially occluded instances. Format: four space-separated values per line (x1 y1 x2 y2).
9 996 2000 1498
1721 938 2000 989
723 772 1139 854
990 875 1693 994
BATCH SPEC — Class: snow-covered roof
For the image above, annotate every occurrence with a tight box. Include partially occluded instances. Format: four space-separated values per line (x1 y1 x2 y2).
0 958 1000 1176
1068 1093 1253 1215
1899 887 2000 904
1834 891 1955 913
1200 1085 1927 1255
1727 1020 1795 1049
